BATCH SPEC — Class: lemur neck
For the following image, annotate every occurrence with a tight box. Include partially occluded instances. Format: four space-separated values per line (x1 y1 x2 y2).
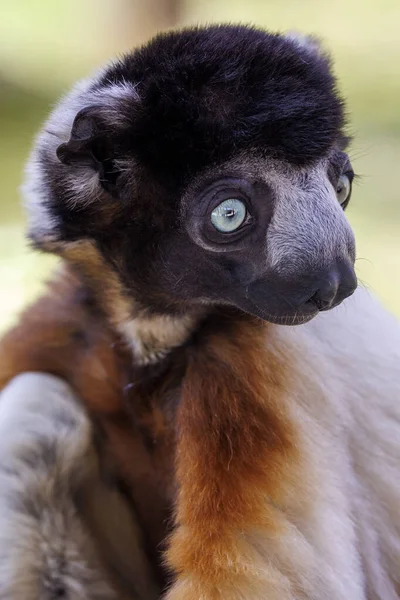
119 310 203 366
58 240 205 366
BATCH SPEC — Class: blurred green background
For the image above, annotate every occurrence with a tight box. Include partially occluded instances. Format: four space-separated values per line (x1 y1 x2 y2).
1 0 399 330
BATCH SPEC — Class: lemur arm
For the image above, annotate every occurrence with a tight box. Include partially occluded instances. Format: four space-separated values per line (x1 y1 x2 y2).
0 271 159 600
0 372 159 600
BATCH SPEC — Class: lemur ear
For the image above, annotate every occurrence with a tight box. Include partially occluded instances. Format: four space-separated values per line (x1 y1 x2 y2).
56 106 120 194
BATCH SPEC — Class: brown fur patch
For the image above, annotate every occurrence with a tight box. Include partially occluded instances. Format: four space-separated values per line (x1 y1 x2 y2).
58 240 135 335
165 314 300 596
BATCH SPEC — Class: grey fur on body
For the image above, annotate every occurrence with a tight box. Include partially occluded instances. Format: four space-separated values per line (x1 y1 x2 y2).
0 373 158 600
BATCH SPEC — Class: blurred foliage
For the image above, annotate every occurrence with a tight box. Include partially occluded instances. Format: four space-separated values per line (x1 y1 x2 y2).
0 0 399 331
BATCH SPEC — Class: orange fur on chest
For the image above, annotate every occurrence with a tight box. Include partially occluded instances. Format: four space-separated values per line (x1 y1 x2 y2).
166 318 300 596
0 268 302 597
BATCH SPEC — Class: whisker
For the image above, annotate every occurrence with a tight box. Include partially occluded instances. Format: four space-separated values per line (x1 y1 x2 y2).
355 257 373 266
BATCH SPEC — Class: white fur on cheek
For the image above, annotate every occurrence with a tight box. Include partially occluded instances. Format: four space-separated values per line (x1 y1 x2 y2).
266 163 354 277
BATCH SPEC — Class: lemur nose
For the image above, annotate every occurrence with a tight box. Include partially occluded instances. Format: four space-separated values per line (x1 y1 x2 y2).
311 261 357 311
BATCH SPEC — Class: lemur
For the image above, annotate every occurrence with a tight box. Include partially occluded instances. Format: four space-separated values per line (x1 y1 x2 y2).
0 23 399 600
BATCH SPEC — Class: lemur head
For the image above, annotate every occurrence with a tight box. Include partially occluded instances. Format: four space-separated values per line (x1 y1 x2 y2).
24 25 357 354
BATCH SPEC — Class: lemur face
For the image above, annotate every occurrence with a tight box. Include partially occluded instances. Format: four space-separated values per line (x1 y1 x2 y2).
24 25 357 326
179 153 356 325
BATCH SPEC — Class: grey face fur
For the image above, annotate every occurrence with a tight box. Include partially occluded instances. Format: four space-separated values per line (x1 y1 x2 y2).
265 159 355 278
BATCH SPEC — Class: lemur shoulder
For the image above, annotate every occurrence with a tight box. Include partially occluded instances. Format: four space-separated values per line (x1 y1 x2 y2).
0 24 399 600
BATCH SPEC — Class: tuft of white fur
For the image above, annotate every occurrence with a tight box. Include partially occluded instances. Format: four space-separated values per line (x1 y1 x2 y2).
285 31 325 59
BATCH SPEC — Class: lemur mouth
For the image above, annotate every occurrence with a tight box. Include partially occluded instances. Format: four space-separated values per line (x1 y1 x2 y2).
243 289 357 326
237 296 319 326
234 261 358 326
236 280 358 325
266 312 318 326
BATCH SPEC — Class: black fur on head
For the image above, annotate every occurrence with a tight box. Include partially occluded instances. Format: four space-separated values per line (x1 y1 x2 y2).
24 24 356 334
98 25 346 184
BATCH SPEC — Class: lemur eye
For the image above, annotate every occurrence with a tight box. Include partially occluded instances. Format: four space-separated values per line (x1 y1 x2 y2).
211 199 247 232
336 174 351 206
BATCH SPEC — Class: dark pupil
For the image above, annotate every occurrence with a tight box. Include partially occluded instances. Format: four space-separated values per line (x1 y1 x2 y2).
225 208 236 219
337 184 343 194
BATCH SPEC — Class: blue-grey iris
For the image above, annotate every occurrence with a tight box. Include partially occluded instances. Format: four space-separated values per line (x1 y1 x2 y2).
210 199 247 233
